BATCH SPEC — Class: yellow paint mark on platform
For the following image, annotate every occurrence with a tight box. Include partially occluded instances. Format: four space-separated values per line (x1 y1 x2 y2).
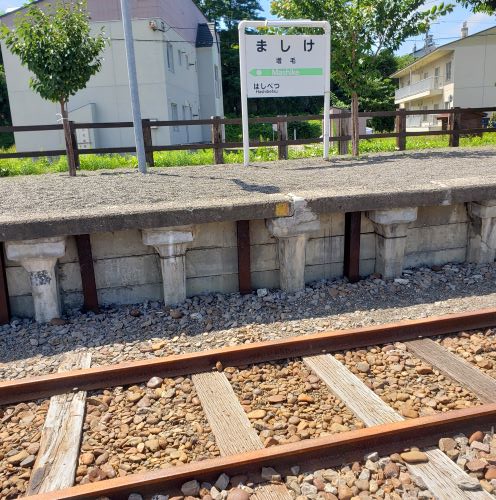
274 202 290 217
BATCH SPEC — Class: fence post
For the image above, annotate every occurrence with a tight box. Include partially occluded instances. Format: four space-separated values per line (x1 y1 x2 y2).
338 109 350 155
395 109 407 151
211 115 224 164
449 107 461 147
142 119 154 167
69 121 80 170
277 115 288 160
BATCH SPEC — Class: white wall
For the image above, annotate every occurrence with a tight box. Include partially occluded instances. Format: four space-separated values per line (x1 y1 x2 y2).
2 17 224 152
197 37 225 142
452 29 496 107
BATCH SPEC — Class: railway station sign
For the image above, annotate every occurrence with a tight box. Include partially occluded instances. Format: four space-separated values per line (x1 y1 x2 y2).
238 20 331 166
245 35 327 98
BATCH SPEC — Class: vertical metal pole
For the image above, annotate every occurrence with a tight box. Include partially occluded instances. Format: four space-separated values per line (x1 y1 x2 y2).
323 23 331 161
239 21 250 167
120 0 147 173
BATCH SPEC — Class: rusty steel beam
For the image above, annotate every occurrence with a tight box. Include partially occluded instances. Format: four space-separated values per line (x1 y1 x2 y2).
24 403 496 500
0 242 10 325
237 220 251 294
75 235 99 314
1 308 495 405
344 212 361 283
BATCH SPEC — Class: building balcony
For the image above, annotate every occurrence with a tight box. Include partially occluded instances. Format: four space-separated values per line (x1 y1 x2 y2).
395 76 444 104
406 114 442 131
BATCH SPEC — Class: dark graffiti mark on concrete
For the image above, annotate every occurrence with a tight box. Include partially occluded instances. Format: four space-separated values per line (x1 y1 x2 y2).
30 270 52 286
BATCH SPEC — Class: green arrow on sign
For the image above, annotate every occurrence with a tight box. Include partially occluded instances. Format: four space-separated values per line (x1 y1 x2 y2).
249 68 323 77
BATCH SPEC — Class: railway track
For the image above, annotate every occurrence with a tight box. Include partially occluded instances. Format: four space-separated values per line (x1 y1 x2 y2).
1 308 496 500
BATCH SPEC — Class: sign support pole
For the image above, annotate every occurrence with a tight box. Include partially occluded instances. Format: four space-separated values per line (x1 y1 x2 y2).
238 20 331 167
323 23 331 160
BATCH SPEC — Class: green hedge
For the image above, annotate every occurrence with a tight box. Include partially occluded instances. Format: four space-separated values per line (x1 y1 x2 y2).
225 119 322 142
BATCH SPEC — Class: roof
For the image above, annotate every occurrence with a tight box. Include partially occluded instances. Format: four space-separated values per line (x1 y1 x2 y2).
391 25 496 78
0 0 211 45
196 23 214 48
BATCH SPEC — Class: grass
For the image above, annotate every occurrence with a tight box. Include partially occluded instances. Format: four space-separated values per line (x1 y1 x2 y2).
0 133 495 177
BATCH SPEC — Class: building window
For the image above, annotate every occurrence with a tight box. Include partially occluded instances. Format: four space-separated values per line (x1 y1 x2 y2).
446 61 452 81
423 71 428 80
171 103 179 131
167 43 174 72
178 50 182 66
214 65 221 99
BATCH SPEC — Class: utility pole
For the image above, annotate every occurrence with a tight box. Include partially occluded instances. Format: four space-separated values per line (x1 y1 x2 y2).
120 0 147 173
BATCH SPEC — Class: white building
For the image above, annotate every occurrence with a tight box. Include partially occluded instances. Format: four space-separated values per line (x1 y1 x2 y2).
1 0 224 152
391 24 496 131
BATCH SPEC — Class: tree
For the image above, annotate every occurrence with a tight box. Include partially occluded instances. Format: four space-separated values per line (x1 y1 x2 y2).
457 0 496 12
194 0 262 29
0 50 13 149
395 54 416 72
194 0 262 115
271 0 453 155
1 1 106 176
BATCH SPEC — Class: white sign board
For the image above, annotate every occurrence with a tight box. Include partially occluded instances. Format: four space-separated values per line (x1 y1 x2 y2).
245 35 326 98
238 20 330 166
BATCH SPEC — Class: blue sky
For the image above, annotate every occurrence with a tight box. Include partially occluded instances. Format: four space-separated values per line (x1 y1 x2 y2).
260 0 495 55
2 0 494 55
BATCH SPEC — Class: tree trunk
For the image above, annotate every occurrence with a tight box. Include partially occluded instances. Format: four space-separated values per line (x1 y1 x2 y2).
60 99 76 177
351 92 359 156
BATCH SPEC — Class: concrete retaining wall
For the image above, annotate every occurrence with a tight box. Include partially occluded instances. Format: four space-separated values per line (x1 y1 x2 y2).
2 203 484 318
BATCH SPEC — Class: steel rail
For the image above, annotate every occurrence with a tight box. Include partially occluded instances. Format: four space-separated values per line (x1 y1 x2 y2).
1 308 495 405
23 403 496 500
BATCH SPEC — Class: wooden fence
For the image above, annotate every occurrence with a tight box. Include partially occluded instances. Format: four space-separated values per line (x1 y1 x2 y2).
1 106 495 166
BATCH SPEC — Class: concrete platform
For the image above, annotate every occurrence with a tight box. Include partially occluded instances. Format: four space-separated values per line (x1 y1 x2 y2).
1 147 496 321
1 147 496 240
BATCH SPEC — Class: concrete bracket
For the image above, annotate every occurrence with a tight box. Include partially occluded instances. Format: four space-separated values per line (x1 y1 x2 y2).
467 201 496 264
266 195 320 292
267 194 320 238
5 236 66 323
142 226 194 306
366 207 417 279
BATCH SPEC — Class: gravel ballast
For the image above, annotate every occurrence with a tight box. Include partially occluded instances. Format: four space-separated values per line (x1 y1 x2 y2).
1 261 495 499
337 342 481 418
0 400 48 499
76 376 219 485
438 331 496 379
438 429 496 496
1 262 496 382
228 360 364 445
